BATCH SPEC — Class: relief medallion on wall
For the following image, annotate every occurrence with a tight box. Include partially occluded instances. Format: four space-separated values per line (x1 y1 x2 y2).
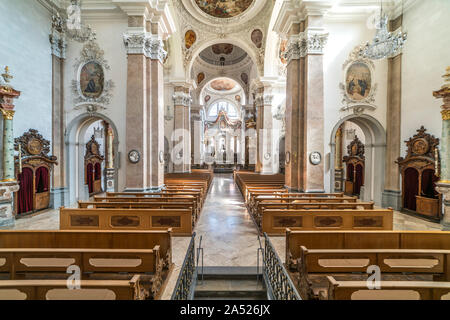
194 0 254 18
251 29 263 49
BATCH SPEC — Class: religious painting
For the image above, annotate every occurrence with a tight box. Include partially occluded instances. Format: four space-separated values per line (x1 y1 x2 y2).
210 79 236 91
345 62 372 101
251 29 263 49
212 43 234 55
235 95 241 102
279 39 288 64
197 72 205 85
241 73 248 85
185 30 196 49
195 0 254 19
80 62 104 99
205 95 211 103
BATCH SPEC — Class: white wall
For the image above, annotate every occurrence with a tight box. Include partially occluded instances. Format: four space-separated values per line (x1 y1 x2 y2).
401 0 449 155
323 19 388 192
0 0 53 141
64 19 128 192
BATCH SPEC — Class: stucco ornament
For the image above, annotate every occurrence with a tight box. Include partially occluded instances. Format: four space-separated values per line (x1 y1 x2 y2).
72 41 114 111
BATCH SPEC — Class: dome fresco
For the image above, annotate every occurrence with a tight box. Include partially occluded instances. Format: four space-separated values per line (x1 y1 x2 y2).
194 0 254 18
199 44 248 66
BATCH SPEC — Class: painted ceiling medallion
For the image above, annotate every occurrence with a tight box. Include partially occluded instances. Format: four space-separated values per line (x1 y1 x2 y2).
194 0 254 19
210 79 236 91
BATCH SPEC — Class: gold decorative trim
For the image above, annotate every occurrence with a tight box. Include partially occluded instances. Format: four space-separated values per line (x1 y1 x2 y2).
0 109 15 120
442 110 450 121
1 178 16 182
438 180 450 184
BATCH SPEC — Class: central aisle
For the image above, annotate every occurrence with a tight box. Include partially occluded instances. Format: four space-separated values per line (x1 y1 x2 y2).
194 173 260 266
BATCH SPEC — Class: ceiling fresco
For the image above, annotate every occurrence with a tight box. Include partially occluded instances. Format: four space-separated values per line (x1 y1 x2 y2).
199 44 248 66
210 79 237 91
194 0 254 18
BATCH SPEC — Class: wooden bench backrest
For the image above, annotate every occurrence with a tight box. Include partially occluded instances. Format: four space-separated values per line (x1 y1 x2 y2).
60 208 193 236
286 230 450 268
78 201 194 210
0 247 160 278
0 230 172 266
263 209 393 235
324 276 450 300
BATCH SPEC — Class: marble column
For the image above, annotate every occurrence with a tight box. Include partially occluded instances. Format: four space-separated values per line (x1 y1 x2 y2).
255 84 275 174
49 24 68 208
284 19 328 192
147 23 167 190
123 16 150 191
382 16 403 210
0 79 20 228
434 67 450 229
172 86 191 173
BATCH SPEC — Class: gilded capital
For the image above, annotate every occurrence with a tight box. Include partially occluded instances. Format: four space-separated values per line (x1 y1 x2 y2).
0 109 15 120
442 109 450 121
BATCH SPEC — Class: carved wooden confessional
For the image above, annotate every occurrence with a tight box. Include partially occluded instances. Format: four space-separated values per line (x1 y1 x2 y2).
85 135 104 195
343 136 365 196
14 129 57 215
397 126 441 220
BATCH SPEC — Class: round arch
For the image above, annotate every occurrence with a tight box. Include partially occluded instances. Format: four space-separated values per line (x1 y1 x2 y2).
187 38 261 80
329 114 386 205
65 112 120 205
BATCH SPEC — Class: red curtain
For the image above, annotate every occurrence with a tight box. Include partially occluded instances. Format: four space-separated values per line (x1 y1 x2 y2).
94 162 101 181
35 166 49 193
404 168 419 211
18 168 33 214
87 163 94 194
355 164 364 196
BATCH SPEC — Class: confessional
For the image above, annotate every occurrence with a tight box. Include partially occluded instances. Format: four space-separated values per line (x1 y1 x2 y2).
397 126 441 220
343 136 365 196
14 129 57 215
85 135 104 195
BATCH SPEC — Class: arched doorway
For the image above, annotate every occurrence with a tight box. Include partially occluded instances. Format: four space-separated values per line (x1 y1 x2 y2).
65 113 119 204
329 114 386 205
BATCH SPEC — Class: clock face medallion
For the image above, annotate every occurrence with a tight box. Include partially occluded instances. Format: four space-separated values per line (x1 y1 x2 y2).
310 152 322 165
128 150 140 164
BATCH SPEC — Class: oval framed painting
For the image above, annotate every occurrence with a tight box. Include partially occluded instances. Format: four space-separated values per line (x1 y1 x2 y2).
251 29 263 49
79 61 105 99
185 30 196 49
345 61 372 102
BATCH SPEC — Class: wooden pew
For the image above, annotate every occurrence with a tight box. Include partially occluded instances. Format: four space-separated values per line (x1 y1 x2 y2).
262 209 393 235
321 276 450 300
78 201 198 223
298 246 450 299
60 208 193 236
0 229 174 299
253 202 375 228
0 229 173 271
0 276 146 300
251 196 362 218
107 192 203 210
94 195 199 216
285 230 450 272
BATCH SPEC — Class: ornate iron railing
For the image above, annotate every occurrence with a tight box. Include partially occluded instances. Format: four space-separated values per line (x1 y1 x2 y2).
171 232 197 300
263 233 301 300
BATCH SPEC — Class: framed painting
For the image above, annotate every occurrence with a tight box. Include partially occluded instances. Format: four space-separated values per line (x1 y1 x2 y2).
345 61 372 102
79 61 104 99
185 30 196 49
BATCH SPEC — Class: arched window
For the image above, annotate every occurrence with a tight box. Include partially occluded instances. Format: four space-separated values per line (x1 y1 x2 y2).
207 101 239 119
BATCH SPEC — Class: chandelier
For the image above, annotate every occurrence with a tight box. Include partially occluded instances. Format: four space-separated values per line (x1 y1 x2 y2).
52 0 96 43
359 1 407 60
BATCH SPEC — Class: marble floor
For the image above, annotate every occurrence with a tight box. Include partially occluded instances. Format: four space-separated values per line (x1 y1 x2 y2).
2 174 446 299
